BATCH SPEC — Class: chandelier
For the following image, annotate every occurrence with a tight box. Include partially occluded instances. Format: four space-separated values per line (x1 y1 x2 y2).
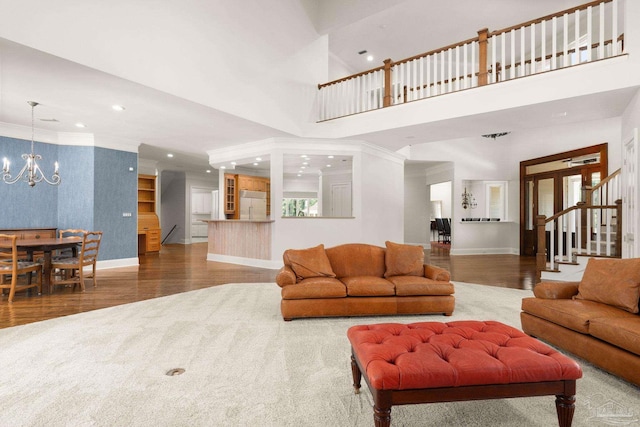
2 101 60 187
461 187 477 209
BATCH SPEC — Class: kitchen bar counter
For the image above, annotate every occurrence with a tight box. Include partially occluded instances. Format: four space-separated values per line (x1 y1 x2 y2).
203 219 275 268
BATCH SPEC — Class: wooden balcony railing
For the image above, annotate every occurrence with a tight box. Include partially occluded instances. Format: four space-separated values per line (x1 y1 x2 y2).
318 0 625 121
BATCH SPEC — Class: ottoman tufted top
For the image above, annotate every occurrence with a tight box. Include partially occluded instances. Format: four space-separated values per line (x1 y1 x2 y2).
348 320 582 390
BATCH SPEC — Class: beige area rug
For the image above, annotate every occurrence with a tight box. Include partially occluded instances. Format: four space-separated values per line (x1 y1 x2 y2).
0 282 638 427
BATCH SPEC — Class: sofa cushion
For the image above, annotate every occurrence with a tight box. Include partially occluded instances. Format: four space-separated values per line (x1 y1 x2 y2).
325 244 386 278
521 297 634 334
574 258 640 313
284 244 336 281
589 317 640 357
383 241 424 278
388 275 455 296
341 276 395 296
281 277 346 299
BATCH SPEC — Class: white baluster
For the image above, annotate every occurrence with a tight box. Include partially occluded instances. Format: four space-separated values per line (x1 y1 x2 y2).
510 29 516 80
426 55 431 97
612 0 618 55
575 9 580 65
440 50 445 94
563 13 569 68
587 6 593 62
599 2 605 59
530 22 536 74
490 34 496 83
499 33 505 82
551 17 557 70
520 26 526 76
471 41 476 86
463 43 468 88
419 56 424 99
549 221 556 270
541 20 547 72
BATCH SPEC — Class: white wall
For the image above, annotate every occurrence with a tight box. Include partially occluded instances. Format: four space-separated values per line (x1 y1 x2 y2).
271 142 404 258
430 182 452 218
404 164 430 246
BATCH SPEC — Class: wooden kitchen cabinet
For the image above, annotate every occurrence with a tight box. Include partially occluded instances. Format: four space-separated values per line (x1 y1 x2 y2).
224 174 270 218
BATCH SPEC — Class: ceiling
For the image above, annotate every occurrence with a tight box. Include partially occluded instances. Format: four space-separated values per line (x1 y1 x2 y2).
0 0 631 173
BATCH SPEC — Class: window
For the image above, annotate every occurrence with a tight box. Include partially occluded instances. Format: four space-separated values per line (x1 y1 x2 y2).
484 181 507 221
282 198 318 217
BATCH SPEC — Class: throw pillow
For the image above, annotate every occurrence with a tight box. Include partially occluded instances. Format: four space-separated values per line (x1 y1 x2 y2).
286 244 336 281
384 241 424 278
574 258 640 313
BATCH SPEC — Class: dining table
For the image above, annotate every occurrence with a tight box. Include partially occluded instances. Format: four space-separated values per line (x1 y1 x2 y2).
17 236 82 295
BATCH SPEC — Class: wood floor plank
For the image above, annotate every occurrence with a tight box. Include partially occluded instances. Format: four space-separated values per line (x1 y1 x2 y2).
0 242 536 329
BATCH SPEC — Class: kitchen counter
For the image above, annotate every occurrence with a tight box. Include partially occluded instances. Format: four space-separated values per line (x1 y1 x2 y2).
203 219 275 268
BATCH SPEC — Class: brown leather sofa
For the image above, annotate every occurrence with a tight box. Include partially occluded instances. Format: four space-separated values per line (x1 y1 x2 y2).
275 242 455 321
521 257 640 386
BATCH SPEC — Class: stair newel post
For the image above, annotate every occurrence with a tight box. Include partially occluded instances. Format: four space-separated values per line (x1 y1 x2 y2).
478 28 489 86
383 59 394 107
536 215 547 283
576 201 587 251
615 199 622 257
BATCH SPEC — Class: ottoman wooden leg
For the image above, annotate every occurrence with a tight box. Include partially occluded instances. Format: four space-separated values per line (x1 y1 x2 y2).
350 354 362 394
555 393 576 427
373 390 392 427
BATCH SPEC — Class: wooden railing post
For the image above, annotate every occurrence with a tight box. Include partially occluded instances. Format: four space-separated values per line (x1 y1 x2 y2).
576 201 587 250
383 59 393 107
536 215 547 283
478 28 489 86
615 199 623 257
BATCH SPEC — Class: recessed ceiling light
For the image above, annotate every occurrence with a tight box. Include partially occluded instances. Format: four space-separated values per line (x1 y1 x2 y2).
328 155 334 159
301 166 306 169
366 55 374 62
75 122 86 128
112 105 125 111
253 162 259 166
167 153 174 158
297 174 301 177
302 162 309 165
206 169 211 173
231 162 237 165
301 154 308 158
326 164 332 167
256 157 262 161
220 166 226 170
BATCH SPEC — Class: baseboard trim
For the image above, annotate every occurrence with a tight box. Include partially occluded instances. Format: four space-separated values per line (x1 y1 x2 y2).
96 257 139 270
206 253 281 270
450 248 519 255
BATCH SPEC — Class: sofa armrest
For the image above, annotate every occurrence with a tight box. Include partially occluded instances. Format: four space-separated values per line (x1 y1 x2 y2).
533 281 580 299
276 266 297 288
424 264 451 282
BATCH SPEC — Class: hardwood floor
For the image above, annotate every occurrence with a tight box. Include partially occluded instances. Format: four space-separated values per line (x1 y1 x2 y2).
0 242 536 329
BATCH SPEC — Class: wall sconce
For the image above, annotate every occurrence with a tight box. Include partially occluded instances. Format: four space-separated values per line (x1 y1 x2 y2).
461 187 477 209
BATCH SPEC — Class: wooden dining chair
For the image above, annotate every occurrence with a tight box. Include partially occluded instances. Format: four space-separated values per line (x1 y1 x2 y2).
51 231 102 292
0 234 43 303
54 229 87 260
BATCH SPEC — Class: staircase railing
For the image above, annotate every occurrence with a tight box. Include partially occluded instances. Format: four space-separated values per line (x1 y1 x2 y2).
318 0 625 121
535 169 622 280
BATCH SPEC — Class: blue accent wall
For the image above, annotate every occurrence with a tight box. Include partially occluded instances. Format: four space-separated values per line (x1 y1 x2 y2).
0 136 59 227
93 147 138 260
0 136 138 261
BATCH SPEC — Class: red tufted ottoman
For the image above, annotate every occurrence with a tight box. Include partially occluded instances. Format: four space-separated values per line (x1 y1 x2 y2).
348 320 582 427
